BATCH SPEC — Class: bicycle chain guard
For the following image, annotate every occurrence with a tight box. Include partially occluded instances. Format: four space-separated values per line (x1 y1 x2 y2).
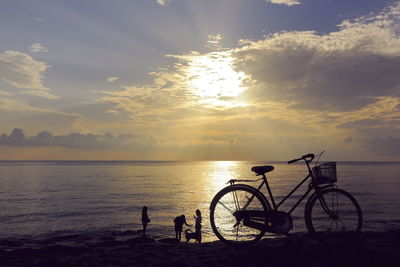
239 210 293 234
269 211 293 234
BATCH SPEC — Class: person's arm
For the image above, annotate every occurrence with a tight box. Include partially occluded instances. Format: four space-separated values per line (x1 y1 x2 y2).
184 218 192 226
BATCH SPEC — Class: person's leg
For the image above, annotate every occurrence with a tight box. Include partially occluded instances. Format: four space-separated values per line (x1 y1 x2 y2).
196 227 201 243
178 230 181 241
143 223 147 236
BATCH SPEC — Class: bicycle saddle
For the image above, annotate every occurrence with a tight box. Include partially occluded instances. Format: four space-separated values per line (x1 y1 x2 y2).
251 165 274 175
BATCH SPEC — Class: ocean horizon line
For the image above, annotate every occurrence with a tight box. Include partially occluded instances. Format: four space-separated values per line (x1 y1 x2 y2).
0 159 399 164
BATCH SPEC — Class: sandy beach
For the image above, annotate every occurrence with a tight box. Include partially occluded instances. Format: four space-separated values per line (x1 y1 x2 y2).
1 230 399 266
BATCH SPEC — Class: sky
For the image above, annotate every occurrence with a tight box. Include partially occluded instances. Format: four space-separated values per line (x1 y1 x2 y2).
0 0 399 161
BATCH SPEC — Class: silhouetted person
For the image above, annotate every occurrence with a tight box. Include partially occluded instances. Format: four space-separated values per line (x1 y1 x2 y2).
174 215 191 241
194 209 202 243
141 206 150 236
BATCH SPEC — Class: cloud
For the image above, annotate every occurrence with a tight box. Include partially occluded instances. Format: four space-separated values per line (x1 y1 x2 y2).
338 119 390 129
333 96 400 129
156 0 169 7
0 98 85 136
0 128 155 150
29 43 48 53
98 55 198 124
0 90 11 96
21 90 59 99
206 34 223 49
0 50 57 99
233 2 400 111
265 0 301 6
106 76 119 83
0 97 82 120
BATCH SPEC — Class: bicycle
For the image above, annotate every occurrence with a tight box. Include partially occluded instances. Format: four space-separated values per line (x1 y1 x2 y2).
209 152 362 244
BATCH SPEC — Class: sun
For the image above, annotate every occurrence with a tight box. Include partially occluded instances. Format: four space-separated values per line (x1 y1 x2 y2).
185 51 248 107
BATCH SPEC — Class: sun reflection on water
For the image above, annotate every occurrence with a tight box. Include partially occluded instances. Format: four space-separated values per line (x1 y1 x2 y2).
206 161 240 194
214 161 237 168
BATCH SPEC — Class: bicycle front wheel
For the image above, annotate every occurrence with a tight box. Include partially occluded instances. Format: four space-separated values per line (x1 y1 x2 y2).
305 188 362 235
210 185 269 244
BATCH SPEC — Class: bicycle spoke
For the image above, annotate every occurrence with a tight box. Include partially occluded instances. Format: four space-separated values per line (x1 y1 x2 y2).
232 190 240 211
218 200 234 215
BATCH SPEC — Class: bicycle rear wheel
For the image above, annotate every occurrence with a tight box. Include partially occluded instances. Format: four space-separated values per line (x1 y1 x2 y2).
210 185 269 244
305 188 362 235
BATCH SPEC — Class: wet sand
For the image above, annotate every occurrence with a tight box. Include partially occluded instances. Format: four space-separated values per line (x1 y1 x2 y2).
1 230 399 266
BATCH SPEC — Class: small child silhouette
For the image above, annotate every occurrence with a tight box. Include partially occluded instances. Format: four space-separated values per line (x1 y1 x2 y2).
194 209 202 243
141 206 150 236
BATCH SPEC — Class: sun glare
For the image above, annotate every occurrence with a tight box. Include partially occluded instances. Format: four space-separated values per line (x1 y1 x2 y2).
214 161 237 167
185 52 248 107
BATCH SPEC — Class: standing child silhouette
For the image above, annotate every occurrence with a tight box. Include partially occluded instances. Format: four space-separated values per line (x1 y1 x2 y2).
194 209 202 243
141 206 150 236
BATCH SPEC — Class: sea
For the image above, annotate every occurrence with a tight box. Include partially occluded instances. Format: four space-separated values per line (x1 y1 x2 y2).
0 161 399 242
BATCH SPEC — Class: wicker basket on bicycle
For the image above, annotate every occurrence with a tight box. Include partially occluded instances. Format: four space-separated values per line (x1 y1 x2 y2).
312 162 337 185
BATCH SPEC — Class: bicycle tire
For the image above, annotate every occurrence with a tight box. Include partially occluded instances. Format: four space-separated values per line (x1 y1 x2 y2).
305 187 362 235
210 184 269 244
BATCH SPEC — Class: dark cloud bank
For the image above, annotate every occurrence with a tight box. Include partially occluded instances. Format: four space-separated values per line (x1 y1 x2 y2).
0 128 153 149
1 128 400 157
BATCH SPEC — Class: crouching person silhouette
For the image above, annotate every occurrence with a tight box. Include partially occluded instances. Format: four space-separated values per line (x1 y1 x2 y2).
174 215 191 242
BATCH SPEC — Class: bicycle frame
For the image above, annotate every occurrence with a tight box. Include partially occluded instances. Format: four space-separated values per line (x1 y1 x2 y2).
247 172 309 215
248 158 325 215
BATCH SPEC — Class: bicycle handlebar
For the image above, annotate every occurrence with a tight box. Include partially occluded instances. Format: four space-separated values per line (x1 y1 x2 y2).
287 153 315 164
287 158 300 164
